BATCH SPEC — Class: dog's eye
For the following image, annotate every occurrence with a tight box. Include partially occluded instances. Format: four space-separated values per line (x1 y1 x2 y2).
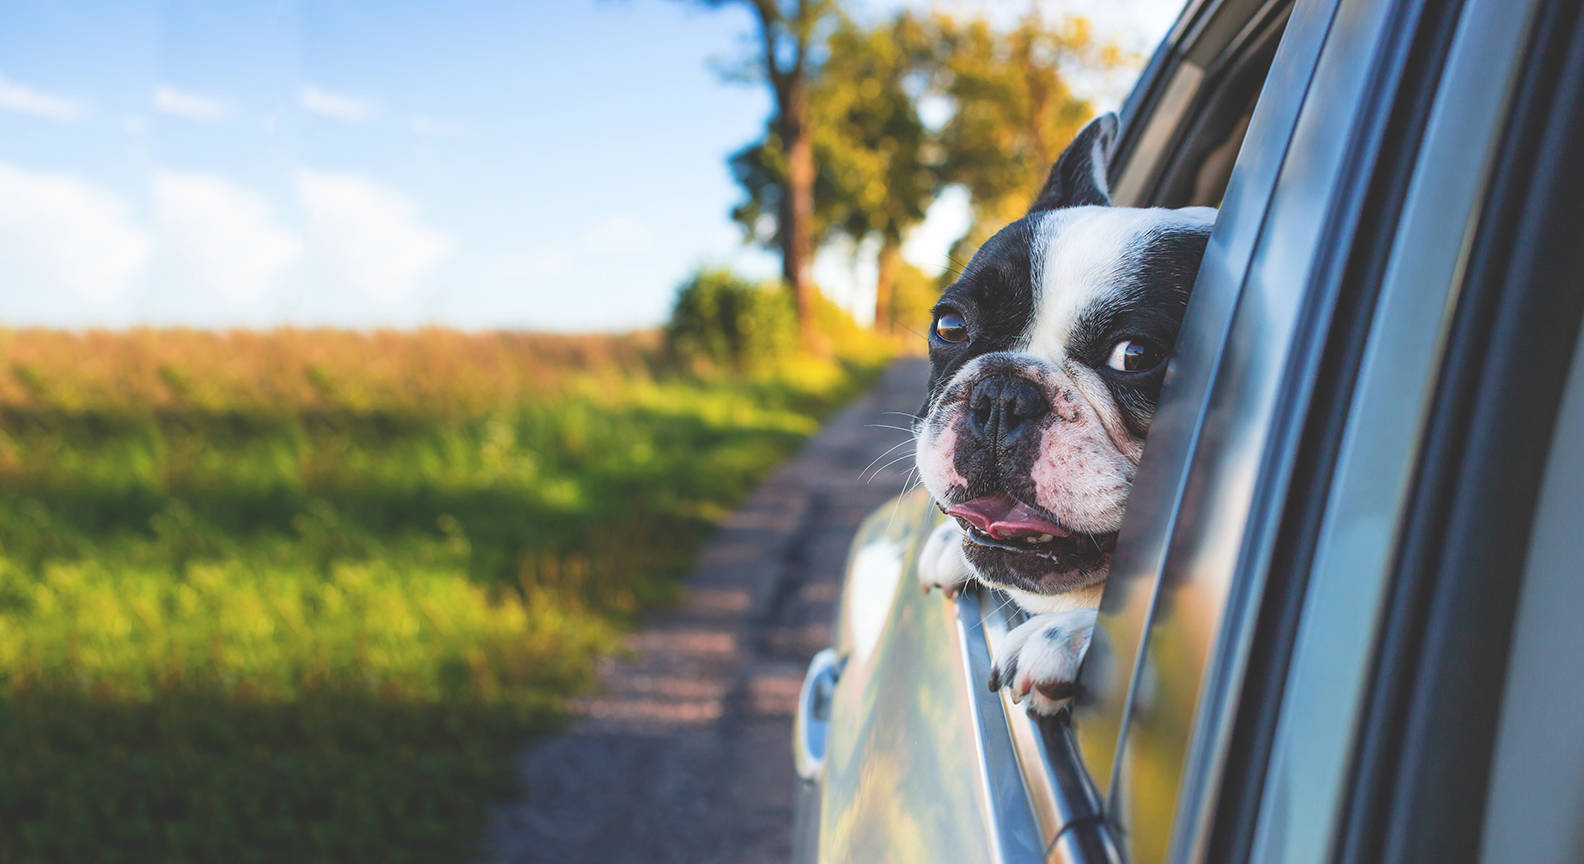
1106 339 1164 372
933 311 969 344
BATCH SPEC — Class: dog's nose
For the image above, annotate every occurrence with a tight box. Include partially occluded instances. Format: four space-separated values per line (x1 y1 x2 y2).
967 376 1049 444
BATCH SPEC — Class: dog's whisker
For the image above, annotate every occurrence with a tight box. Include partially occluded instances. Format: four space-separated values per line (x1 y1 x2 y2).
864 453 916 485
864 432 916 451
858 438 916 482
885 466 918 534
868 456 918 485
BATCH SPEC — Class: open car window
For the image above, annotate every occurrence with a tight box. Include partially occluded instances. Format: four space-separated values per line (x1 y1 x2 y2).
950 0 1304 856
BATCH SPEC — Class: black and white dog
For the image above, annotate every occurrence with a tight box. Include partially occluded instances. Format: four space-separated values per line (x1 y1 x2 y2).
915 113 1214 715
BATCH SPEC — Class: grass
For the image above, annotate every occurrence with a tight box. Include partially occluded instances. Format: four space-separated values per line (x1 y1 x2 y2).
0 327 888 863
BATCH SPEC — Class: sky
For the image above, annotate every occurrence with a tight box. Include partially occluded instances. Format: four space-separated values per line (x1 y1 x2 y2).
0 0 1183 332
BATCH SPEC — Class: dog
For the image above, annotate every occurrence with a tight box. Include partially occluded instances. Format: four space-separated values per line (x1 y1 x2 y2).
914 112 1215 715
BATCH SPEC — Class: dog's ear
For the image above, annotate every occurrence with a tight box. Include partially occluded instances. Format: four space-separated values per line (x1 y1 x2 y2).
1028 113 1119 213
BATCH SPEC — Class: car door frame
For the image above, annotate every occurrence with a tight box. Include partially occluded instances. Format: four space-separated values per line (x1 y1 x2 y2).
1068 0 1573 861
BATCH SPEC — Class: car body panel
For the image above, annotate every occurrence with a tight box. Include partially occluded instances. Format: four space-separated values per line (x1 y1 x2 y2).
810 491 1045 864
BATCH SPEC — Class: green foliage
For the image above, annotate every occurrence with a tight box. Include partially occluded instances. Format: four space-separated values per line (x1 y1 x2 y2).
932 13 1123 247
0 328 885 862
801 288 895 363
663 268 798 369
729 12 937 253
883 256 939 339
724 10 1124 329
687 0 843 334
813 12 938 246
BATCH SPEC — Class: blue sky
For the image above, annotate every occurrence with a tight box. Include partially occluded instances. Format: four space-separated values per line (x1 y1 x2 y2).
0 0 1179 331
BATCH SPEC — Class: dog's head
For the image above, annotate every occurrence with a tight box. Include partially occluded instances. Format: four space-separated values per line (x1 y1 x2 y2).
915 113 1215 596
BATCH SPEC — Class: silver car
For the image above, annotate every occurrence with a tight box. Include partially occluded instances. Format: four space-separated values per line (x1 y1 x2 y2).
792 0 1584 860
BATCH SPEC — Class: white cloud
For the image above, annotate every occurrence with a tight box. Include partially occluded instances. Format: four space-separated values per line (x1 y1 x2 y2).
486 210 685 330
0 72 86 120
300 84 378 122
154 170 302 304
408 113 468 137
584 211 654 250
492 248 568 281
0 162 150 302
153 84 234 121
505 211 652 283
297 169 451 304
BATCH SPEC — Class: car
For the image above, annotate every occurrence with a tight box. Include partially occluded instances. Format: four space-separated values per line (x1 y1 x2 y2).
790 0 1584 860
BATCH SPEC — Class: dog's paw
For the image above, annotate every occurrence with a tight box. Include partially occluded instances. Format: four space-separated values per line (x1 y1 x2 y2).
988 609 1099 715
918 519 973 599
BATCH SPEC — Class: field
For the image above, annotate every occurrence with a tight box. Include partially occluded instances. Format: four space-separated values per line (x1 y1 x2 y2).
0 328 887 863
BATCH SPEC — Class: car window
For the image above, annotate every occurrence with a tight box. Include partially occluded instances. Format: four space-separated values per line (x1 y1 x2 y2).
1069 0 1480 859
949 0 1305 853
1327 1 1584 856
1111 0 1294 210
936 3 1306 857
1070 0 1341 811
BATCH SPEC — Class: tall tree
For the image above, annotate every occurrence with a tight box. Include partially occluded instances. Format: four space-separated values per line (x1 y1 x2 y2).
721 9 1120 333
816 12 936 334
731 11 936 334
932 14 1119 259
696 0 838 342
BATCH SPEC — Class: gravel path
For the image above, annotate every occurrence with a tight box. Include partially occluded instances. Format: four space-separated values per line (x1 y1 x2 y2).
479 357 930 864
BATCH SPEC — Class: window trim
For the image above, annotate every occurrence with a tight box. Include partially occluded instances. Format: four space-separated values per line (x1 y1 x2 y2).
1070 0 1348 819
1111 0 1297 209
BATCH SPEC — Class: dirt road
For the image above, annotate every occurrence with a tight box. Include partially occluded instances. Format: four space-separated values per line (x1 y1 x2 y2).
479 358 929 864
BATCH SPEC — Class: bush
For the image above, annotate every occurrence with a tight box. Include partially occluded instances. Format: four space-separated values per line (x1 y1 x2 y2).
663 268 797 369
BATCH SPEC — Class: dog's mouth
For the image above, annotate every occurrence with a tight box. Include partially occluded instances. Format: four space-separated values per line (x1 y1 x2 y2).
945 493 1117 563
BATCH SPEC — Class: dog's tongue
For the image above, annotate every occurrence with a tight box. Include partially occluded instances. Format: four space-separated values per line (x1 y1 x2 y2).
946 494 1071 540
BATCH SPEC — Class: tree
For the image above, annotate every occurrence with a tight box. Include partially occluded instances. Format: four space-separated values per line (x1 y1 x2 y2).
715 7 1121 336
932 14 1120 260
815 13 937 334
732 11 937 335
693 0 839 343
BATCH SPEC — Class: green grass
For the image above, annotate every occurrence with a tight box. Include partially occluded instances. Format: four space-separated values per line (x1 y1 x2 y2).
0 329 886 863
